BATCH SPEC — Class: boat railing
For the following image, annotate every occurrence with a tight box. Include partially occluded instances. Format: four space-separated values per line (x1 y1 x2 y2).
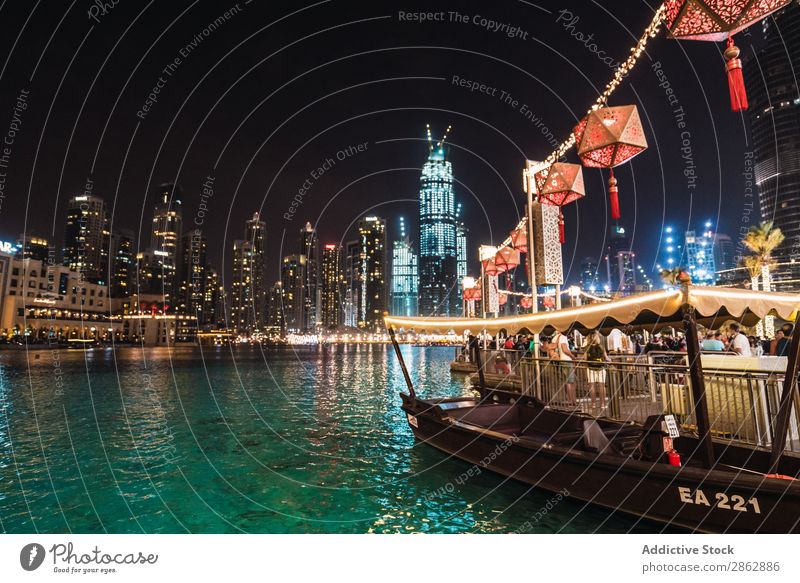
518 356 800 453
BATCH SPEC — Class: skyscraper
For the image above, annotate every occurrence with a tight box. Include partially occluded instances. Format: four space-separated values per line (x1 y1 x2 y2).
268 281 285 333
455 203 468 308
343 240 360 329
685 224 717 285
245 212 267 328
230 239 254 332
149 183 183 302
16 233 51 262
299 222 319 333
358 216 387 331
604 225 636 293
204 266 221 328
178 230 208 321
281 254 304 333
419 125 458 316
321 244 343 329
391 217 418 317
110 228 134 298
62 193 109 284
578 257 600 290
746 2 800 291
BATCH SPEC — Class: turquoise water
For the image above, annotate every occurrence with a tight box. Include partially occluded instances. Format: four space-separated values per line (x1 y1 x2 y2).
0 345 655 533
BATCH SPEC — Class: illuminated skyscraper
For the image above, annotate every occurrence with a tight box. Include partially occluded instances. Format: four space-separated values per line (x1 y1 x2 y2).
245 212 267 328
343 240 360 328
281 254 304 333
268 281 285 333
110 228 134 298
419 125 458 316
230 239 254 332
178 230 208 321
455 203 468 307
391 217 418 317
746 2 800 290
604 225 636 293
358 216 387 331
299 222 319 332
321 244 343 329
149 183 183 302
62 193 109 284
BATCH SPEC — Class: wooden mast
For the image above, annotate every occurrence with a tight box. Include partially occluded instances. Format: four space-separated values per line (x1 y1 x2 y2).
388 325 416 402
768 326 800 472
682 294 715 469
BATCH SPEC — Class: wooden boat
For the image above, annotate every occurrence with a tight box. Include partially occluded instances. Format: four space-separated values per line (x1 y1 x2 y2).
386 285 800 533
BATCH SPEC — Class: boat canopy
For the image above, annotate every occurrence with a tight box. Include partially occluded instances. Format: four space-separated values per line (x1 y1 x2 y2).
384 286 800 335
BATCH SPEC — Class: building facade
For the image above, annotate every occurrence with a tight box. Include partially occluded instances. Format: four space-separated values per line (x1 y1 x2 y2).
149 183 183 302
746 2 800 290
391 218 418 317
62 193 109 284
343 240 360 329
358 216 387 331
299 222 319 333
320 244 343 329
230 239 254 332
245 212 267 328
418 142 458 316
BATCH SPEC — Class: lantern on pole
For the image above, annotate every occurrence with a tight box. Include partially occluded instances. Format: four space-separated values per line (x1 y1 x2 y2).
482 257 501 277
510 223 528 253
520 295 533 309
573 105 648 220
494 247 521 273
534 163 586 244
664 0 792 112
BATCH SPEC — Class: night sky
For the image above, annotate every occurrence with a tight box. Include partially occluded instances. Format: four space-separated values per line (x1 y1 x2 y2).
0 0 759 285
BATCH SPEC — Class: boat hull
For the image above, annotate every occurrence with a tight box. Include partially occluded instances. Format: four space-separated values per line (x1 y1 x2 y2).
402 399 800 533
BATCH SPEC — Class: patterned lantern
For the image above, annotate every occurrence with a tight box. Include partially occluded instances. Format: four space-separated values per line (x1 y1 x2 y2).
510 223 528 253
534 162 586 244
495 247 521 272
664 0 792 112
520 296 533 309
498 292 508 306
573 105 647 220
483 257 503 277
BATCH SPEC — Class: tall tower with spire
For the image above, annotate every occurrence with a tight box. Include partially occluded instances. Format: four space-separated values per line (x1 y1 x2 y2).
418 124 458 316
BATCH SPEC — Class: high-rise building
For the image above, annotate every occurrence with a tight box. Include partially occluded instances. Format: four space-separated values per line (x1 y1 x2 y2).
358 216 387 331
281 255 304 333
578 257 600 291
604 225 636 293
455 203 468 308
178 230 208 321
16 233 51 262
712 232 738 284
746 2 800 291
321 244 343 329
204 266 220 328
62 193 109 284
268 281 285 333
419 126 458 316
110 228 134 298
245 212 267 328
149 183 183 302
343 240 360 329
299 222 319 332
685 227 717 285
230 239 254 332
391 217 418 317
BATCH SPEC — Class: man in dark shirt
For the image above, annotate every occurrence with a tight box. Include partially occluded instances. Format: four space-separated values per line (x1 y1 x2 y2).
776 323 794 357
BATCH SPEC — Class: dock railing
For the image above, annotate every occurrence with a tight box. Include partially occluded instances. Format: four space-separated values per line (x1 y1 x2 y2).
515 354 800 453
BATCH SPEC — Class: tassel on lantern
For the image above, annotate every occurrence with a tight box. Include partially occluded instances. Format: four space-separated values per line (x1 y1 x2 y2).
558 212 565 244
608 169 621 220
724 37 748 112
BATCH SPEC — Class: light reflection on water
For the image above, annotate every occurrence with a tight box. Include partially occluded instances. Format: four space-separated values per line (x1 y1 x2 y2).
0 345 656 533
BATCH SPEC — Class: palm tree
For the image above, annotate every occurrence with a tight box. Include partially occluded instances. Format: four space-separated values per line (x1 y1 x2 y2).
743 221 784 292
741 255 764 338
743 221 784 338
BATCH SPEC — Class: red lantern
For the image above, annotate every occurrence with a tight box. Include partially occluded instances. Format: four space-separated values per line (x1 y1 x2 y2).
542 295 556 309
573 105 647 220
483 257 504 276
498 292 508 306
665 0 792 112
510 223 528 253
534 163 586 244
495 247 521 272
520 296 533 309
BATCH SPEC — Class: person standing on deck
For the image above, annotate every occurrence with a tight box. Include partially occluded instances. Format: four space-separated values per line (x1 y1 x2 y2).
552 330 577 405
729 323 752 356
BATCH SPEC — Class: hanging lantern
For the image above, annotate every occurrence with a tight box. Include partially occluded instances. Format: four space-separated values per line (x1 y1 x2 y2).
534 162 586 244
573 105 648 220
520 296 533 309
510 223 528 253
495 247 521 272
483 257 501 277
498 292 508 306
542 295 556 309
664 0 792 112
